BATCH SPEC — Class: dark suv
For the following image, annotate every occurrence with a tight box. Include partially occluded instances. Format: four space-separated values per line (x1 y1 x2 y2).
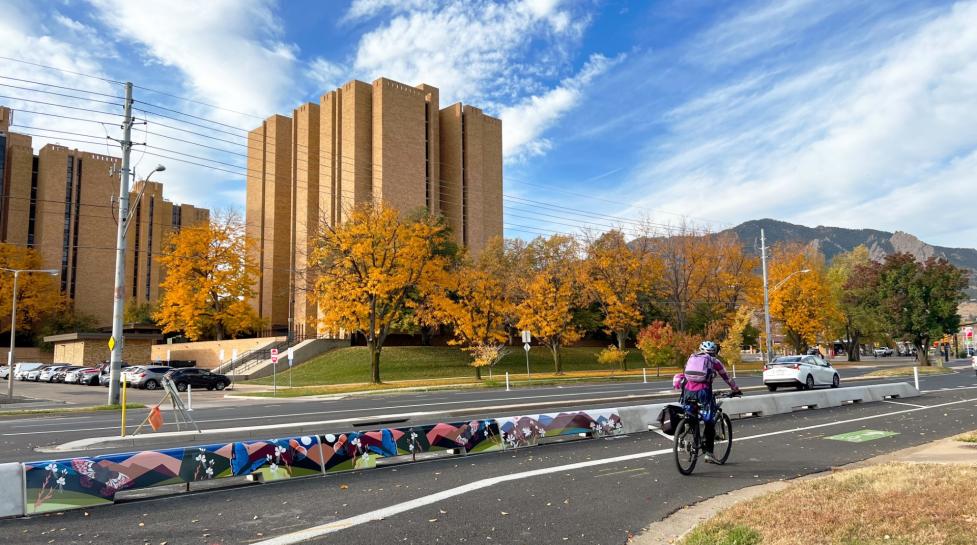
165 368 231 391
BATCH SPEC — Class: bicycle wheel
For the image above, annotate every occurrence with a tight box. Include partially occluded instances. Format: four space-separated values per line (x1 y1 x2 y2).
673 417 699 475
713 413 733 464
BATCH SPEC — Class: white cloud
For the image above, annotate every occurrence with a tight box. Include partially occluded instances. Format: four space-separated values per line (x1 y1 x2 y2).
305 57 347 95
624 1 977 247
500 53 623 160
88 0 300 119
351 0 585 105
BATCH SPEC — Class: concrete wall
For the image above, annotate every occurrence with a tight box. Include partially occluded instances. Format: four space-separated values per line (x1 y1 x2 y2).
0 462 23 518
53 339 155 366
150 337 285 369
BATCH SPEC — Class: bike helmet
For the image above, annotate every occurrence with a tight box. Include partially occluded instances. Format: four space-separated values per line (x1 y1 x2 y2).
698 340 719 355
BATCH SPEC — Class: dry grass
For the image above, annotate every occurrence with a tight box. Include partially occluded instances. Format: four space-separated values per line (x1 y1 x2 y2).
681 463 977 545
954 430 977 443
864 366 954 378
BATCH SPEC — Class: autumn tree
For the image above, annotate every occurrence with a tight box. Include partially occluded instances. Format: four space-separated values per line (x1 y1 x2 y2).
311 204 451 384
0 244 62 336
580 230 661 357
767 243 836 353
649 225 758 333
155 211 262 341
722 306 753 367
828 246 878 361
869 254 969 365
428 237 516 379
636 320 678 376
516 235 585 374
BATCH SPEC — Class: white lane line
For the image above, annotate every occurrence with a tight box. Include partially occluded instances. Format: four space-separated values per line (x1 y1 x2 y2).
0 387 671 435
254 395 977 545
881 400 927 409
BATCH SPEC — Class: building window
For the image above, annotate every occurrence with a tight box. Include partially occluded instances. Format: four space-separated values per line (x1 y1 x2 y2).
27 156 38 247
145 196 154 300
0 134 6 227
132 201 141 298
172 205 182 230
60 156 74 291
69 160 82 300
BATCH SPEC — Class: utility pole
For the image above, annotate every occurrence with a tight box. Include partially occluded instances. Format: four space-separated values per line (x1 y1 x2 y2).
761 228 773 364
108 82 134 406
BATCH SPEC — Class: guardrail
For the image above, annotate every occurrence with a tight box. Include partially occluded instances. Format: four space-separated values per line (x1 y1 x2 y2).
0 382 919 518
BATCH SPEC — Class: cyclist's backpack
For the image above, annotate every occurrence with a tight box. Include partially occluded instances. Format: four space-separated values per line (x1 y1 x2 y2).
657 404 683 435
684 353 714 383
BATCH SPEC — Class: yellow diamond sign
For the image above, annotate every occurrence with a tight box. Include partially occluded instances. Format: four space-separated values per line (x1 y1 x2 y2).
108 336 116 351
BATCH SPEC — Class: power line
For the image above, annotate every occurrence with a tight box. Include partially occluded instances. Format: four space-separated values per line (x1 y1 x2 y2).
0 56 124 85
135 99 251 133
132 84 263 121
0 94 123 118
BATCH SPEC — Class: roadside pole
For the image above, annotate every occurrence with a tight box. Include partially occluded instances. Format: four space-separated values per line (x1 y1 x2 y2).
642 367 647 384
288 347 294 389
108 82 135 406
522 330 532 382
120 379 127 437
505 371 510 391
761 228 773 364
186 384 193 412
913 366 919 391
271 348 279 397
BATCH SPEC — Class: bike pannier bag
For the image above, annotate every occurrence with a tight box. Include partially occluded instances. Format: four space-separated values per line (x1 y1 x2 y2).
657 404 684 435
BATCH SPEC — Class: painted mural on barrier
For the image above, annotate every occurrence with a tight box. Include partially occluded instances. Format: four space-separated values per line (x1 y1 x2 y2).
319 419 502 472
497 409 623 449
24 436 322 514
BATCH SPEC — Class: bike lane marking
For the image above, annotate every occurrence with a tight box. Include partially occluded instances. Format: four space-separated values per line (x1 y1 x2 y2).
254 395 977 545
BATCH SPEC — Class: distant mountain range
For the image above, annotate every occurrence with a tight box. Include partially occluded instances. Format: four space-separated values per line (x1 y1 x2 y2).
721 219 977 292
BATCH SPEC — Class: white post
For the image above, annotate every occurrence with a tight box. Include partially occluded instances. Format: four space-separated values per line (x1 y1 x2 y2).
642 367 647 384
733 363 737 379
186 384 193 412
166 349 171 363
505 371 510 392
913 366 919 391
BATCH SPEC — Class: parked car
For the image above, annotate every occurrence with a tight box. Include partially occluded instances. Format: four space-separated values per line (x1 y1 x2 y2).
763 355 840 391
53 366 83 383
14 363 47 381
165 368 231 391
99 362 132 387
151 359 196 369
64 368 93 384
873 347 893 357
39 365 72 383
127 366 173 390
0 366 9 380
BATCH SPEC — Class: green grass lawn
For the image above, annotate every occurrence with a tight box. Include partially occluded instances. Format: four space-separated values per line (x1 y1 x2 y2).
252 345 654 387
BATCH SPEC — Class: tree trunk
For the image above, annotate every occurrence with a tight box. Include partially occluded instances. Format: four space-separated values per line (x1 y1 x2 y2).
846 332 861 362
914 340 930 366
420 325 433 346
474 365 482 380
616 330 628 371
550 342 563 375
369 341 382 383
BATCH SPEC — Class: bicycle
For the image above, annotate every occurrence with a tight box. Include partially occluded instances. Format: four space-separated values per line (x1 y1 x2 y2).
673 391 739 475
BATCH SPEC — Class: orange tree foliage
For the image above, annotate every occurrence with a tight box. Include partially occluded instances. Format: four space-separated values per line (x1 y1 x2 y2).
428 237 516 379
580 230 661 356
650 226 758 333
155 212 262 341
516 235 586 375
0 243 62 333
310 204 451 384
636 320 701 375
767 242 838 353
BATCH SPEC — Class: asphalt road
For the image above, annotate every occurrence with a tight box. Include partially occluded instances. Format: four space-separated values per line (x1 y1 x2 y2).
0 362 973 544
0 359 950 463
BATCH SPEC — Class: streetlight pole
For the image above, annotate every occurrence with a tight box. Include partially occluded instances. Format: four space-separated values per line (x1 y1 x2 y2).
4 268 58 403
761 229 773 364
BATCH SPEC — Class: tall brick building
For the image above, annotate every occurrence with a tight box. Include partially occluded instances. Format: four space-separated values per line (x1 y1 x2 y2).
247 77 503 334
0 106 209 326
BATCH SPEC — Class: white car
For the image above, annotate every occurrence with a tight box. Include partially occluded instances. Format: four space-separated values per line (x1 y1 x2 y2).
0 366 9 380
38 366 70 383
763 355 840 391
14 362 47 381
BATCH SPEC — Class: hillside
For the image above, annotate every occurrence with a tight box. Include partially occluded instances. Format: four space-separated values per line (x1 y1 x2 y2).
721 219 977 293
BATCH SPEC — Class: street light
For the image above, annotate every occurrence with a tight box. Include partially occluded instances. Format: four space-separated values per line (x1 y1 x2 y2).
108 163 165 405
762 268 811 364
3 268 58 403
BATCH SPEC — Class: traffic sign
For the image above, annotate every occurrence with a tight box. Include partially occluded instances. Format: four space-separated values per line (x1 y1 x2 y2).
108 336 116 351
287 347 294 367
270 348 279 364
523 343 531 352
521 330 531 344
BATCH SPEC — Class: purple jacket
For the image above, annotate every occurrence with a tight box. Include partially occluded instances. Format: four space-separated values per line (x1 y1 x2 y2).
684 353 738 392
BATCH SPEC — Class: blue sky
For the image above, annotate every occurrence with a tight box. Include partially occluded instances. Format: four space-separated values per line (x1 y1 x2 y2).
1 0 976 247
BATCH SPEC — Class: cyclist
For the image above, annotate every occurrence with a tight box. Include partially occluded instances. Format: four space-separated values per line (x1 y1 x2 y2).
679 340 741 464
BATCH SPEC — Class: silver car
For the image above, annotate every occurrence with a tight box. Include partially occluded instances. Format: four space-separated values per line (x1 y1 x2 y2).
127 366 174 390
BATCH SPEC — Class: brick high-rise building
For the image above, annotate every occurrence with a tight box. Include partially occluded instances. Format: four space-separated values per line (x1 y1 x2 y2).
247 77 503 334
0 106 209 326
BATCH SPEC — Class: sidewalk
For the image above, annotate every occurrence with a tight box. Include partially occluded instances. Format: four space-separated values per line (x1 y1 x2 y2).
634 434 977 545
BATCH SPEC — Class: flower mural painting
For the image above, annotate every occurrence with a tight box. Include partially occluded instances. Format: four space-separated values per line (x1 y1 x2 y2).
232 436 323 482
498 409 624 449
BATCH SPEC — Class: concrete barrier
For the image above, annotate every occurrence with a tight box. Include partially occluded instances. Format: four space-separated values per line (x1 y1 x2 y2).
2 382 921 518
0 463 23 518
